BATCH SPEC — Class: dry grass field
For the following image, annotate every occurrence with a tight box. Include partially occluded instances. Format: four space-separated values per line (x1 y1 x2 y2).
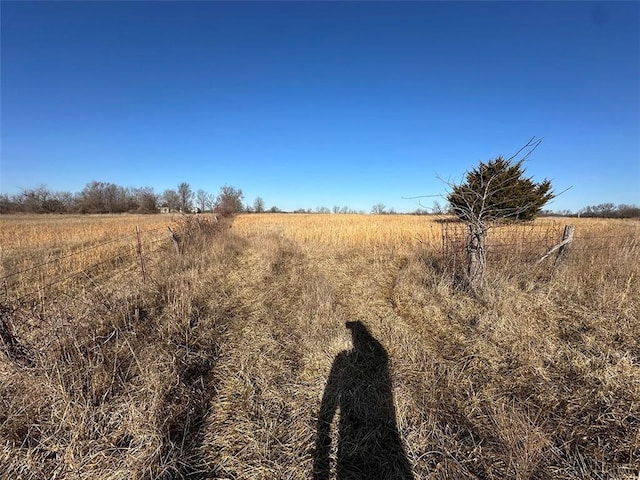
1 213 638 479
0 214 186 304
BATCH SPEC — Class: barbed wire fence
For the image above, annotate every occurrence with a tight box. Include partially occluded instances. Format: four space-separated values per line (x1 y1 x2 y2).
2 217 637 305
0 224 187 307
0 214 230 365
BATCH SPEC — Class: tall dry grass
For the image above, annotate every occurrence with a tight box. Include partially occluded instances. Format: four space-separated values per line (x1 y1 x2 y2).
0 214 186 302
234 213 445 250
0 214 176 251
1 213 638 479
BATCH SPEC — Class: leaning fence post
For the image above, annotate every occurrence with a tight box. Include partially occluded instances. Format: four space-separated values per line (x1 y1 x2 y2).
536 224 575 266
167 227 180 255
554 224 575 266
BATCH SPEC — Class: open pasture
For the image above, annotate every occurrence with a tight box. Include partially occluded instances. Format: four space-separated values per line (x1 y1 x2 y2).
0 214 183 302
0 213 639 479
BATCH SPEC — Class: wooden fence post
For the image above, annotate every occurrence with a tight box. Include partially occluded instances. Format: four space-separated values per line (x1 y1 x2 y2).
554 224 575 266
536 224 575 266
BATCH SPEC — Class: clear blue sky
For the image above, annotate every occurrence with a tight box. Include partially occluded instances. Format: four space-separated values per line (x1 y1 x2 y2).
1 1 639 213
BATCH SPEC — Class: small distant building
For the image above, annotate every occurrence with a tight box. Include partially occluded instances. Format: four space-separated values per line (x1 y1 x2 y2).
159 205 171 214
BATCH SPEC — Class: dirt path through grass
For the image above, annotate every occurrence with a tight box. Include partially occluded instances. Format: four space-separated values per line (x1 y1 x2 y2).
200 234 421 479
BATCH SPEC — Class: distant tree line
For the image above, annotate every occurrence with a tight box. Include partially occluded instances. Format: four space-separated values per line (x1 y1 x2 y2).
541 204 640 219
2 182 637 218
0 181 246 216
577 203 640 218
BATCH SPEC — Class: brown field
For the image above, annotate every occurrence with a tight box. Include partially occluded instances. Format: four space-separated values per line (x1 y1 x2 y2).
1 213 639 479
0 214 183 301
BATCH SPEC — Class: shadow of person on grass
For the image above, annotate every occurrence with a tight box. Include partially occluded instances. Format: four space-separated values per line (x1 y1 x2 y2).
313 321 413 480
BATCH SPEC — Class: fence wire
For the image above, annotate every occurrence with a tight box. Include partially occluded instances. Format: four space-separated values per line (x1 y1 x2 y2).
1 225 178 304
440 221 638 275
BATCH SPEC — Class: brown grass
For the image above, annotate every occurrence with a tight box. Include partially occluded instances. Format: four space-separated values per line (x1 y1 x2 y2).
1 213 638 479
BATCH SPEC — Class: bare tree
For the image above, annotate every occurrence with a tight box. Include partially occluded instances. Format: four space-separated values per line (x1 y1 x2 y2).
177 182 194 213
215 185 244 216
77 181 132 213
162 189 181 212
371 203 386 215
20 185 51 213
253 196 265 213
196 189 213 213
133 187 158 213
